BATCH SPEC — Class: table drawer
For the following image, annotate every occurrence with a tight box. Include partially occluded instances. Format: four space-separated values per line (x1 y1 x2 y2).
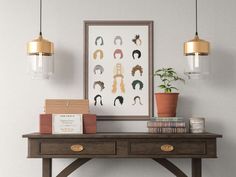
130 141 206 155
41 140 116 155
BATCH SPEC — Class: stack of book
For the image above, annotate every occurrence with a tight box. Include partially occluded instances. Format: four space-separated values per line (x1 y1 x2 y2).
147 117 187 134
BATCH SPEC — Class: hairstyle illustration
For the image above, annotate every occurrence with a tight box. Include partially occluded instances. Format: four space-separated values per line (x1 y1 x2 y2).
132 35 142 46
114 36 123 45
131 65 143 76
93 49 104 60
132 50 141 59
113 49 123 59
132 80 144 90
93 81 105 91
95 36 104 46
114 96 124 106
93 65 104 75
94 94 103 106
132 96 143 105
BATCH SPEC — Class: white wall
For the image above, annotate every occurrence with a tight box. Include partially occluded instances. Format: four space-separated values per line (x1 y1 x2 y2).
0 0 235 176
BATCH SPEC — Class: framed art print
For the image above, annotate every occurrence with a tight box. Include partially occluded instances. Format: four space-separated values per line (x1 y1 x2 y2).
84 21 153 120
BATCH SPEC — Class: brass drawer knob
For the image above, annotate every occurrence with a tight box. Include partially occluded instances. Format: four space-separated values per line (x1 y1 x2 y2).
161 144 174 152
71 144 84 152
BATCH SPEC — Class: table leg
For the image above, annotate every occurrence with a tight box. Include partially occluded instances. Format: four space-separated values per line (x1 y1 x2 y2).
43 158 52 177
192 158 202 177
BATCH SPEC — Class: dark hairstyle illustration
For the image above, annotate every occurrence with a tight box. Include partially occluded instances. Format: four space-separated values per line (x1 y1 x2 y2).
94 94 103 106
132 80 144 90
95 36 104 46
93 81 105 91
132 35 142 46
113 49 123 59
114 36 123 45
132 50 141 59
131 65 143 76
94 65 104 75
132 96 143 105
93 49 104 60
114 96 124 106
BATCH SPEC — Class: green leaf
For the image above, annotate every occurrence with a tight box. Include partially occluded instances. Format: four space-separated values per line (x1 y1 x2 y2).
155 69 163 73
159 85 166 89
165 88 172 93
162 79 167 82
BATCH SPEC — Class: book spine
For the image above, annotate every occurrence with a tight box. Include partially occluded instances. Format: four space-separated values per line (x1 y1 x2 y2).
151 117 184 121
148 127 187 134
147 121 186 128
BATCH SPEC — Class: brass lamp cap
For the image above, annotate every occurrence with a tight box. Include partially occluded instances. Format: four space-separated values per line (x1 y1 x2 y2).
184 35 210 56
27 35 54 56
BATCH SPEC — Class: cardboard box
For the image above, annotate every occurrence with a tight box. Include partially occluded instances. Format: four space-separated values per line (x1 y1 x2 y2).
45 99 89 114
83 114 96 134
40 114 52 134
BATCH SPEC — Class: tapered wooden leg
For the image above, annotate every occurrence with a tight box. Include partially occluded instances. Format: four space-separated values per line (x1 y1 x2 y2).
43 158 52 177
192 158 202 177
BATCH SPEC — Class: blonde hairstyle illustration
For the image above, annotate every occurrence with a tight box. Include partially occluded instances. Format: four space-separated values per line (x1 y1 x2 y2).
93 49 104 60
112 63 125 93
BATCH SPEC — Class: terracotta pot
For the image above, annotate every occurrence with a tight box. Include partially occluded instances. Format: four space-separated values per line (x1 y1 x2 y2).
155 93 179 117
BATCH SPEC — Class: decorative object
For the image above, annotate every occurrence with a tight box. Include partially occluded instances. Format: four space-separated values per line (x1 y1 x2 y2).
52 114 83 134
184 0 210 79
83 114 97 134
23 132 222 177
189 117 205 133
27 0 54 79
84 21 153 120
154 68 185 117
45 99 89 114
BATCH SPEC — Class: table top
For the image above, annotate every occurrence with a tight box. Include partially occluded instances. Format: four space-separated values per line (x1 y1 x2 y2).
23 132 222 139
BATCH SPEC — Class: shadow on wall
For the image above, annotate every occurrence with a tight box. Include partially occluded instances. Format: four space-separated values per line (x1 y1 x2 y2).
50 48 78 85
209 48 236 88
177 95 195 118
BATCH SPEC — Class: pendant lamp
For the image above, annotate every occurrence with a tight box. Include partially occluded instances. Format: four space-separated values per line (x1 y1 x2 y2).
184 0 210 79
27 0 54 79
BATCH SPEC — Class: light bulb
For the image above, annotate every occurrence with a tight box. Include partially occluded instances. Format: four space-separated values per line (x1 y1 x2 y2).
194 52 199 68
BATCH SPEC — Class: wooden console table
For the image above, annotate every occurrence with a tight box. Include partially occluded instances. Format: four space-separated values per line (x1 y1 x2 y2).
23 132 222 177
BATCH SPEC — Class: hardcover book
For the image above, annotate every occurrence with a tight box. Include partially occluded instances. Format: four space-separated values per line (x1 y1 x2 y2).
147 121 186 128
148 127 187 134
151 117 184 121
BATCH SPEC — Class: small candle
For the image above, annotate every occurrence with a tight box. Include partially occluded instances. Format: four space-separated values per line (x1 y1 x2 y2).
189 117 205 133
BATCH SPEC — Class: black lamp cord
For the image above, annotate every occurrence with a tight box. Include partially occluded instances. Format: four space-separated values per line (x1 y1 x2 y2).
39 0 42 36
195 0 198 36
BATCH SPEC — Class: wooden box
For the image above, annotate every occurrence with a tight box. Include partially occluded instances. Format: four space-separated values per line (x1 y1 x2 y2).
45 99 89 114
83 114 97 134
40 114 52 134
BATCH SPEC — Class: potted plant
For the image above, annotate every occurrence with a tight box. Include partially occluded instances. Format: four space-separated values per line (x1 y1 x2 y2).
154 68 185 117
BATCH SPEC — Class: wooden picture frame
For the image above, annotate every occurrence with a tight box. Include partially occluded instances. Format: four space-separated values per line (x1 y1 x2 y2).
84 20 154 120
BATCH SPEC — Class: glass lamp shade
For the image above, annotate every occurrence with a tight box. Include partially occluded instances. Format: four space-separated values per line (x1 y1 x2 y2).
184 53 210 79
28 54 54 79
27 35 54 79
184 35 210 79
